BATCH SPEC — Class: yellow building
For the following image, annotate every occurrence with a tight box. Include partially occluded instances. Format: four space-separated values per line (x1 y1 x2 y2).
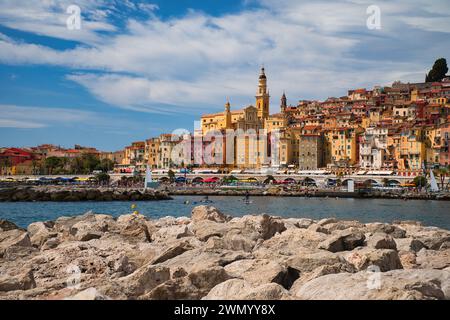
201 67 270 135
145 138 160 169
324 127 362 166
265 113 287 133
199 68 272 169
123 141 145 167
397 127 426 170
424 126 441 166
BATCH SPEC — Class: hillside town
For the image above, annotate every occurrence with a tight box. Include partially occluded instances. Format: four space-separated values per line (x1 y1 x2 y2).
1 64 450 179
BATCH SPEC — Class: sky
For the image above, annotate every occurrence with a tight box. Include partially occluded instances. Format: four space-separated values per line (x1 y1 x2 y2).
0 0 449 151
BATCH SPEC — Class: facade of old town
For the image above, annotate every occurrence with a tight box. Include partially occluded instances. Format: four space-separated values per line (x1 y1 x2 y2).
1 68 450 176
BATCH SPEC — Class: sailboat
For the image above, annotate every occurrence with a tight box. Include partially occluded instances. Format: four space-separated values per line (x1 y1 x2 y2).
429 169 439 193
144 165 159 190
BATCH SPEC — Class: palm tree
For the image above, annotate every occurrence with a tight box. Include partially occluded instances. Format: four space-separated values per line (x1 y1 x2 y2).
167 169 175 183
0 157 12 175
95 173 110 186
413 176 427 188
434 168 449 190
264 175 275 184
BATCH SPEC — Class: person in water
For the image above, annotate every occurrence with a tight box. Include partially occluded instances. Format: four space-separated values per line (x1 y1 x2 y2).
244 191 250 202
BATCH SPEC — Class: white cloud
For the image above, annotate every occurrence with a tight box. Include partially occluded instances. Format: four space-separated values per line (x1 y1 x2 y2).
0 0 449 114
0 104 95 128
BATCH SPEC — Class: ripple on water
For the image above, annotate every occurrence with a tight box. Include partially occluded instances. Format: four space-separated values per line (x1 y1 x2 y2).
0 196 449 229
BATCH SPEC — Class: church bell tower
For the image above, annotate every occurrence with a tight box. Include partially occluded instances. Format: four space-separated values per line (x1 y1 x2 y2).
255 67 270 120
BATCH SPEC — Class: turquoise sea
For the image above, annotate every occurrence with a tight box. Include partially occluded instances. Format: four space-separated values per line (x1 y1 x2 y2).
1 196 449 229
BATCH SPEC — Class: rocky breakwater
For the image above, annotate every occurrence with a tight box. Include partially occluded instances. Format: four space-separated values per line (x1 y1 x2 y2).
0 206 449 300
170 187 450 200
0 186 171 202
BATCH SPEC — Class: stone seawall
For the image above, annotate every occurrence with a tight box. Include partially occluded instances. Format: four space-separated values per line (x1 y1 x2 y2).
0 205 449 300
0 187 172 202
169 188 450 201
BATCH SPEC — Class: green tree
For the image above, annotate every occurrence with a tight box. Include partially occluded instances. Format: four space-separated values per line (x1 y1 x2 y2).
264 175 275 184
45 157 62 175
96 158 115 173
425 58 448 82
0 157 12 175
434 168 449 190
413 176 427 188
69 157 84 174
95 173 110 186
223 175 238 183
168 169 175 183
81 154 100 174
31 159 39 175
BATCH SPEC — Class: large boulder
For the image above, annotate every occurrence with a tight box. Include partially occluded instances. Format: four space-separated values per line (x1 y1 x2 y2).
283 218 314 230
190 220 231 242
27 222 57 248
323 220 366 233
191 214 285 248
2 245 38 261
366 233 397 250
116 214 152 243
289 263 356 296
398 251 418 270
365 223 406 238
318 230 366 252
307 224 330 234
344 248 403 272
54 212 97 234
0 269 36 292
205 233 256 252
108 264 170 298
191 206 231 223
317 218 338 226
228 215 286 241
395 238 426 252
286 251 347 273
253 228 327 259
258 214 287 240
0 219 21 232
294 269 450 300
402 226 450 250
69 216 113 242
203 279 291 300
0 229 32 257
152 224 193 243
224 259 299 289
70 224 103 242
416 249 450 270
158 248 252 274
150 241 194 264
142 266 230 300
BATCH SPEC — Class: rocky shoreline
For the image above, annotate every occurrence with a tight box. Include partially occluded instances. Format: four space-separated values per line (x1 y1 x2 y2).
0 187 171 202
1 186 449 202
169 188 450 201
1 205 449 300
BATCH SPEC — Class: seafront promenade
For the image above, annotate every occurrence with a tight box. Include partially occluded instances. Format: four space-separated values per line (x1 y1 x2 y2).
1 172 446 187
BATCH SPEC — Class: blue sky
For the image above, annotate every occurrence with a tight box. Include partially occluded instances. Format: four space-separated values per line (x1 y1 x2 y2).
0 0 449 151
